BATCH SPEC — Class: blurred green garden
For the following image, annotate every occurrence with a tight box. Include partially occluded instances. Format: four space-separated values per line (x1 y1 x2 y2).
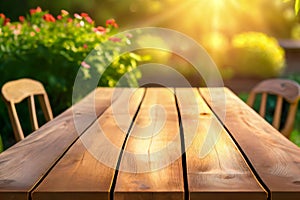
0 0 300 150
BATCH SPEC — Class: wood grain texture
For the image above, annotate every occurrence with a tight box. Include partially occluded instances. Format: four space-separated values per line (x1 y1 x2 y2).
0 87 115 200
176 88 266 200
200 87 300 200
114 88 184 200
32 88 145 200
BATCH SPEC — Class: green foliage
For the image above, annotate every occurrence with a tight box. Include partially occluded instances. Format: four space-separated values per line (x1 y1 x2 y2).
230 32 286 78
0 7 144 149
0 134 3 153
295 0 300 15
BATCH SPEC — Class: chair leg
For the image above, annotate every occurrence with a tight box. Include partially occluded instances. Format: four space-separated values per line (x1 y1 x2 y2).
38 94 53 122
272 96 283 130
6 102 24 142
28 95 39 131
281 102 298 138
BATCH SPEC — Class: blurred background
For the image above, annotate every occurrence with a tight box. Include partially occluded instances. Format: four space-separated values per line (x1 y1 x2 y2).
0 0 300 149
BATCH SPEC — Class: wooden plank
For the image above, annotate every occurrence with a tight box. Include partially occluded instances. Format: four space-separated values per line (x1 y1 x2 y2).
32 88 145 200
200 87 300 200
0 87 115 200
176 88 266 200
114 88 184 200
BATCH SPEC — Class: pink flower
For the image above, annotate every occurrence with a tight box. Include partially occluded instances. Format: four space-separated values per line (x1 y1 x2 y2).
83 44 88 49
126 33 133 38
85 16 93 24
61 10 69 16
106 19 118 28
13 29 21 35
109 37 122 42
74 13 82 20
81 61 91 69
57 15 62 20
35 27 40 32
19 16 25 23
30 7 42 15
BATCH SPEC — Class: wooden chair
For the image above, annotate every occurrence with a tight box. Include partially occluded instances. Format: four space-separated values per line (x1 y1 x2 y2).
247 78 300 138
1 78 53 142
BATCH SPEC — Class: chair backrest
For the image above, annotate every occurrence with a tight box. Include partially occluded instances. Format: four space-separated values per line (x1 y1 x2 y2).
1 78 53 142
247 78 300 138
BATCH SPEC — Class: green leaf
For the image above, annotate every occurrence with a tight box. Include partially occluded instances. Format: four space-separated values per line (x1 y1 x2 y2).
296 0 300 15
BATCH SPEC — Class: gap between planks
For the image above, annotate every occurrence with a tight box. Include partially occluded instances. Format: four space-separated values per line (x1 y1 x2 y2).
109 88 190 200
174 88 190 200
197 88 271 200
109 88 147 200
28 89 122 200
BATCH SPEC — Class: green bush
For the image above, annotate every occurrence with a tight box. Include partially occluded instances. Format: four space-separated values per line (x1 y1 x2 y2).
0 7 144 149
230 32 286 78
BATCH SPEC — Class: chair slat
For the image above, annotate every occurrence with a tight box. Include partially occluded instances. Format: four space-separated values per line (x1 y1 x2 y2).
28 95 39 131
259 93 267 118
272 96 283 129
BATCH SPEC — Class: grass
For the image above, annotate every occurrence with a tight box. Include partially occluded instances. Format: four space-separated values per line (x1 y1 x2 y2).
238 92 300 147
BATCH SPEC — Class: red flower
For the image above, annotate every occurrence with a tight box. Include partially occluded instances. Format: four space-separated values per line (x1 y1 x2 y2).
57 15 62 20
67 18 73 23
19 16 25 23
0 13 5 19
4 18 10 25
30 7 42 15
83 44 88 49
80 13 93 24
93 26 106 34
80 13 89 18
43 14 56 22
106 19 118 28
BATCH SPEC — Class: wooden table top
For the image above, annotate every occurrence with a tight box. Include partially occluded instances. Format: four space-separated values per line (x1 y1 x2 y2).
0 87 300 200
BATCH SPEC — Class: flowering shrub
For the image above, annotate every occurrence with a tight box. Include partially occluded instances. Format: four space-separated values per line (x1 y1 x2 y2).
229 32 286 78
0 7 143 147
0 7 143 107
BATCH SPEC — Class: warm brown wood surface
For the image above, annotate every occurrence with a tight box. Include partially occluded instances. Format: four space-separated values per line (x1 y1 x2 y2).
2 87 300 200
200 87 300 200
176 88 266 200
0 88 115 200
32 88 145 200
114 88 184 200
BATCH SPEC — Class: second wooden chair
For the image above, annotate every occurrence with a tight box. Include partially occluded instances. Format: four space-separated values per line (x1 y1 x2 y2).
1 78 53 142
247 78 300 138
